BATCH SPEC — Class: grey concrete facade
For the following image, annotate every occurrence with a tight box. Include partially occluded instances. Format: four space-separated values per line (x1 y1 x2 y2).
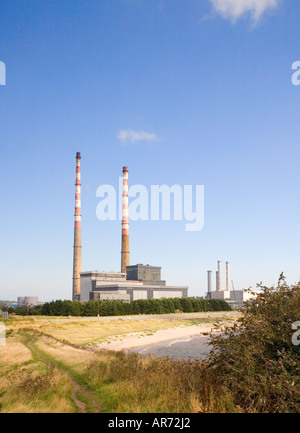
126 264 164 283
80 265 188 303
90 285 188 302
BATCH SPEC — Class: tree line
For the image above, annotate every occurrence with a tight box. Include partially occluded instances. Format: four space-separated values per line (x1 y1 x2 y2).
12 297 231 317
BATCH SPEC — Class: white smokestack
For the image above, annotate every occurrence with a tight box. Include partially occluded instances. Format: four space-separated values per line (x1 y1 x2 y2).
207 270 212 293
217 261 222 291
226 262 230 292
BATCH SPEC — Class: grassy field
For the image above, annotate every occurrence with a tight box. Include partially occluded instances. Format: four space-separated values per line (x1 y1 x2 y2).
3 313 237 346
2 279 299 413
0 333 76 413
0 312 237 413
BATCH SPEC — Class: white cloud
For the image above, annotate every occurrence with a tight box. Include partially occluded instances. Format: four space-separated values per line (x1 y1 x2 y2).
209 0 280 23
118 129 159 144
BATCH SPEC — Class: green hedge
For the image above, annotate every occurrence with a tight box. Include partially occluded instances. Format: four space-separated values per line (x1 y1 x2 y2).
37 297 231 317
12 305 43 316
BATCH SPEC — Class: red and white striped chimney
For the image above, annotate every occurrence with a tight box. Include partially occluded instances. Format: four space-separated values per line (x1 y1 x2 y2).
121 166 130 274
72 152 82 300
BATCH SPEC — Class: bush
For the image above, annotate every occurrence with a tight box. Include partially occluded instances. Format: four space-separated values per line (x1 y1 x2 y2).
207 274 300 413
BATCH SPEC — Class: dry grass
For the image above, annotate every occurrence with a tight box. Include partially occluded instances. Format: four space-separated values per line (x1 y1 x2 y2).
0 335 75 413
35 336 95 372
84 350 237 413
0 334 32 366
0 331 237 413
5 314 238 346
0 314 240 413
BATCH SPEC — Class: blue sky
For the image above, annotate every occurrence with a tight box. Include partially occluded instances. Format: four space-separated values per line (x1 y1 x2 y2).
1 0 300 301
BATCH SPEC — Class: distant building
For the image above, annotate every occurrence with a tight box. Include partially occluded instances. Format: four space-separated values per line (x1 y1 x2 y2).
209 289 255 310
17 297 39 307
79 264 188 303
206 262 256 309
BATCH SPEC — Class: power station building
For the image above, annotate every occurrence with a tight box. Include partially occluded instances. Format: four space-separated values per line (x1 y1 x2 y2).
206 261 255 309
80 264 188 303
72 154 189 303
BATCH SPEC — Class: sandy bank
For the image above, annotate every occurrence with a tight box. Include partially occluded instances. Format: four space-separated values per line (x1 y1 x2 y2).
93 322 230 351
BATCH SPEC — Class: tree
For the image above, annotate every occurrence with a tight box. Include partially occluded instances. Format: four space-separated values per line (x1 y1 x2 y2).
180 298 194 313
0 302 9 312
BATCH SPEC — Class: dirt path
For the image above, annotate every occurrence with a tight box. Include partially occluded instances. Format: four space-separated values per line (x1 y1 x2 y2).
23 333 102 413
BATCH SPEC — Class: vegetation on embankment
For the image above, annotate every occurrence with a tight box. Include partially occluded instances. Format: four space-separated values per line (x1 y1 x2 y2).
0 330 232 413
4 315 235 347
13 297 231 317
1 276 299 413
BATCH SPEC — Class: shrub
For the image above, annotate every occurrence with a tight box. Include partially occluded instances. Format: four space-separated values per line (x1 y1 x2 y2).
207 274 300 413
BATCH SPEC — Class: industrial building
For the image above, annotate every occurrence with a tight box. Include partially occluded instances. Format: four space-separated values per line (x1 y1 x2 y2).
17 297 39 307
206 261 255 309
72 154 189 302
80 264 188 303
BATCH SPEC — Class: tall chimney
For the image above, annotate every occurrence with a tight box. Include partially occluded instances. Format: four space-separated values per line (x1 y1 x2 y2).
207 271 212 293
216 271 219 292
121 166 130 274
226 262 230 292
217 261 222 291
72 152 82 301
